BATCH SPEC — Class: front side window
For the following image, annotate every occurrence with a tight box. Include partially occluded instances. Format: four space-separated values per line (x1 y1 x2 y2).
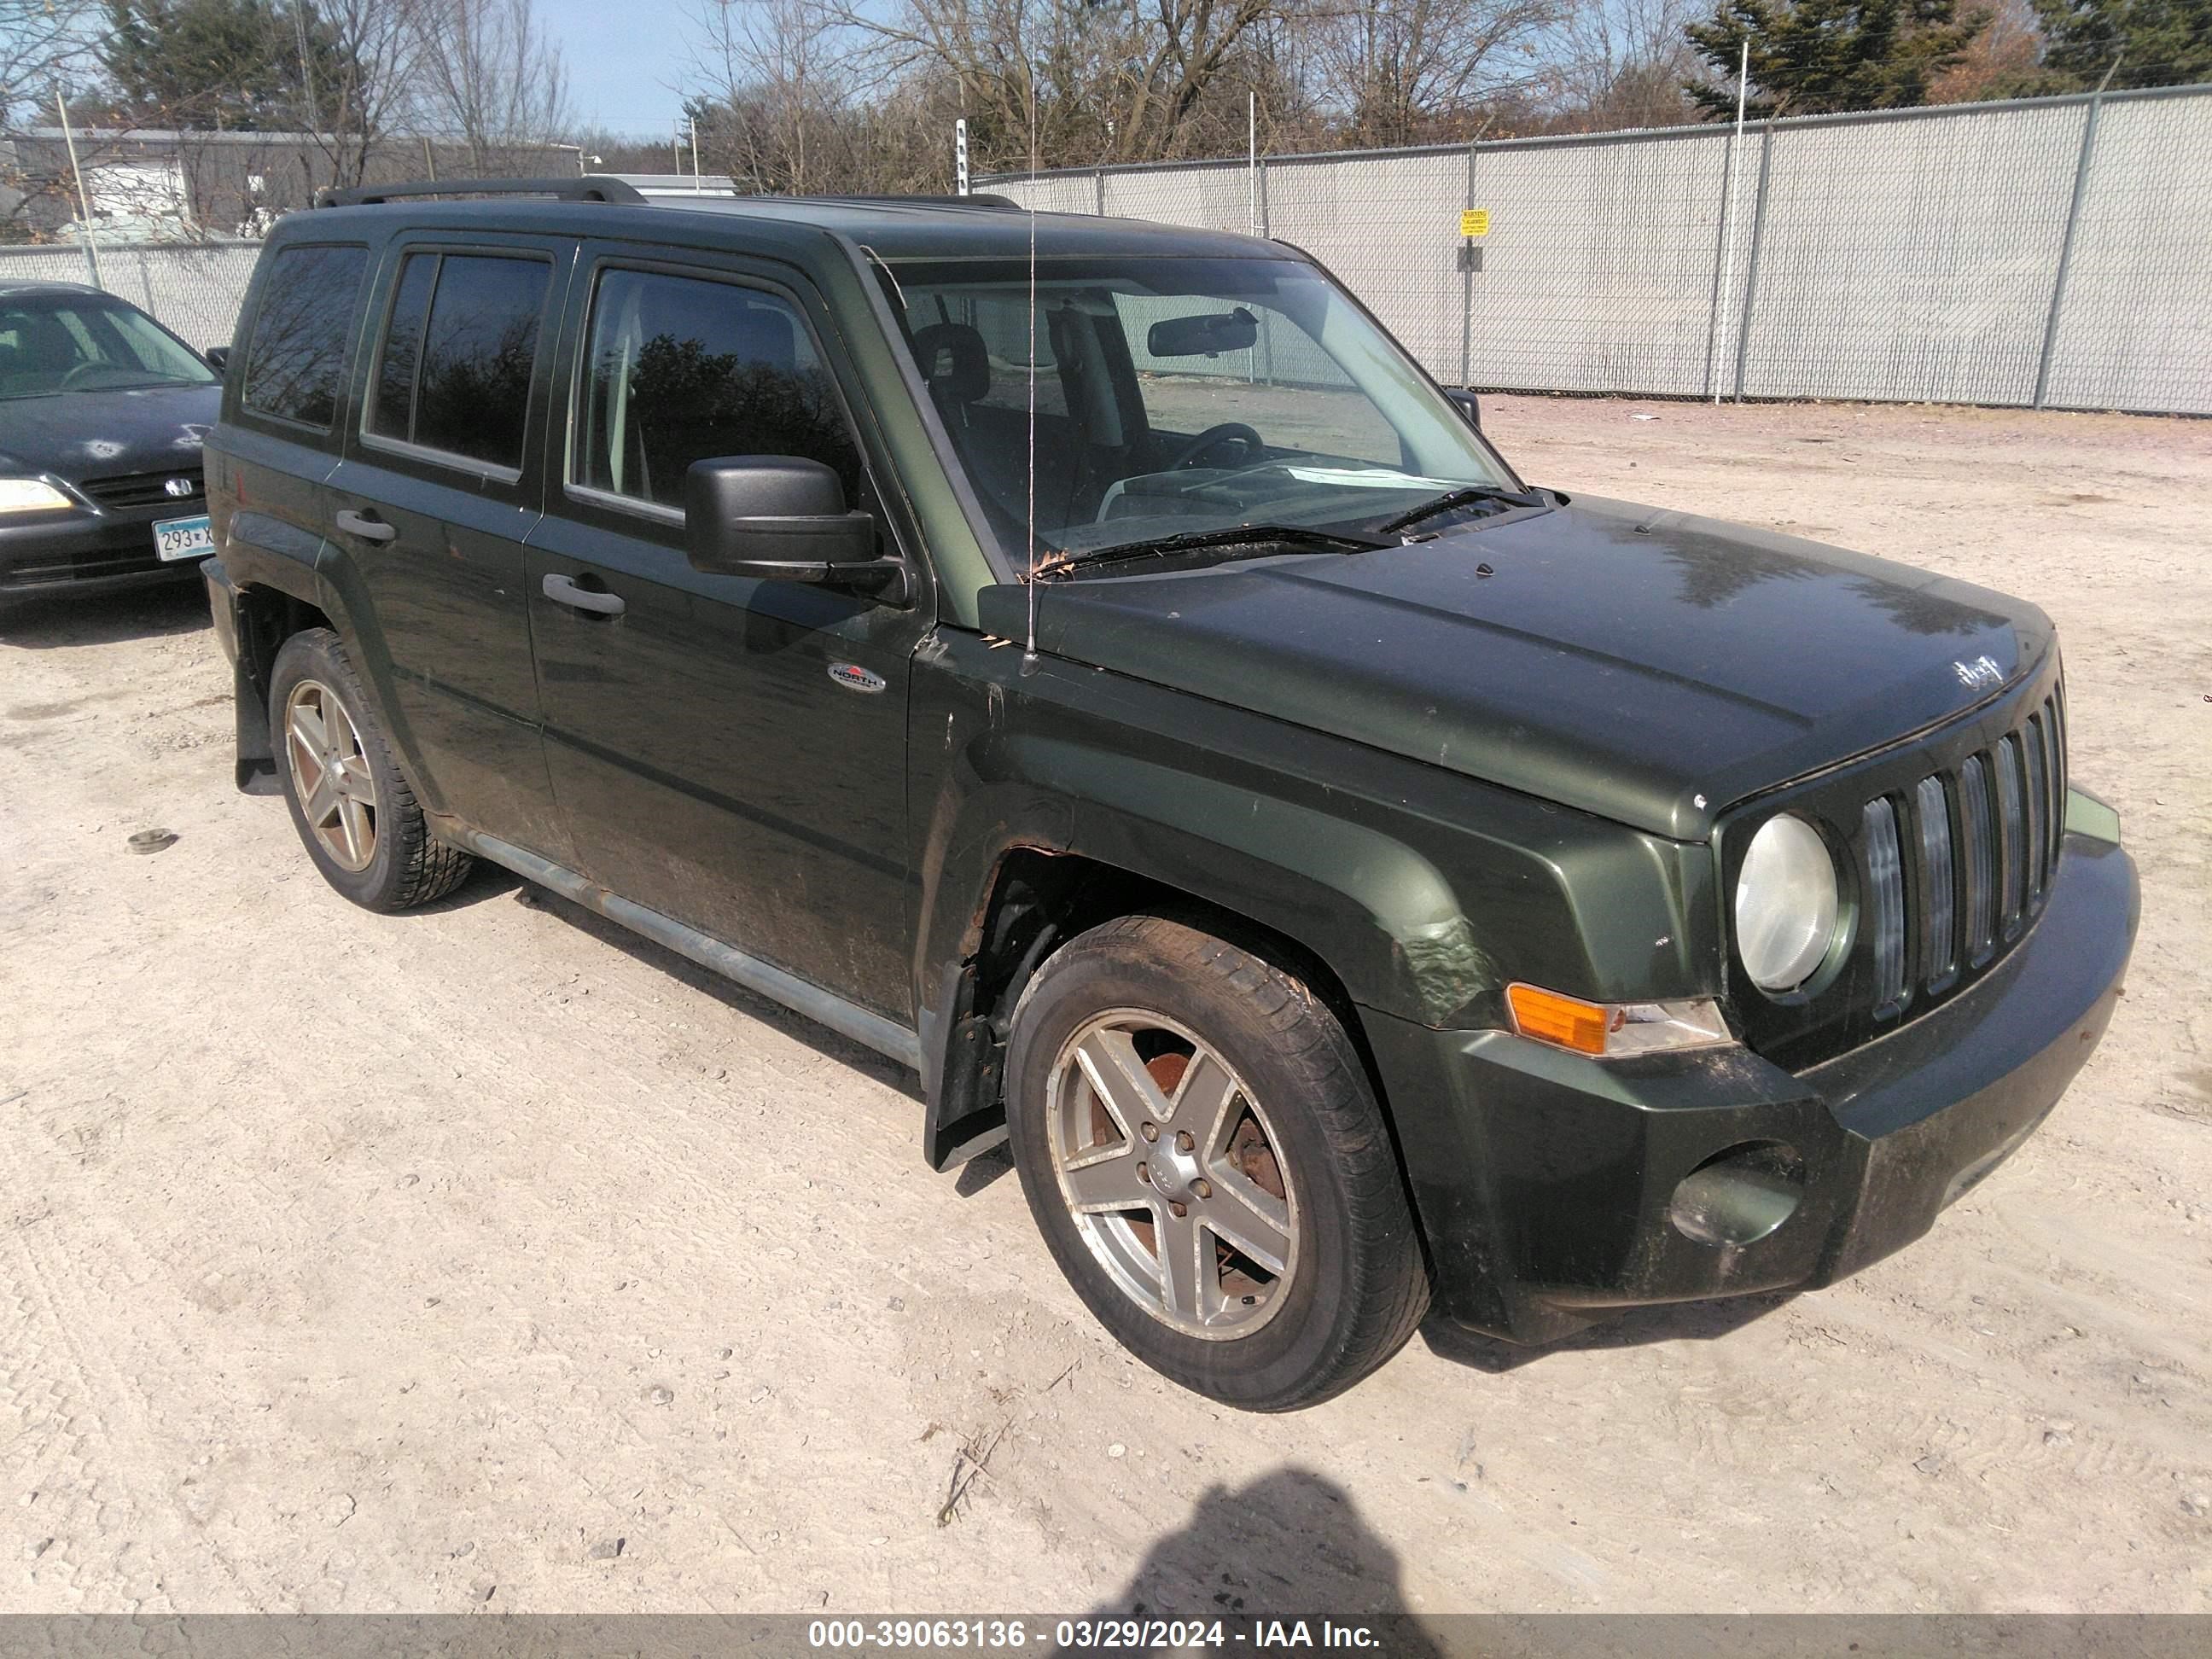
242 242 368 428
889 255 1515 566
574 268 859 512
0 292 217 400
367 251 549 470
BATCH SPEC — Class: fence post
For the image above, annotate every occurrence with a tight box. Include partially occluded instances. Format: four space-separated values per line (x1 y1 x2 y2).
2034 93 2106 410
1459 142 1479 389
1702 130 1747 399
1732 123 1775 402
1257 159 1275 384
1094 166 1105 216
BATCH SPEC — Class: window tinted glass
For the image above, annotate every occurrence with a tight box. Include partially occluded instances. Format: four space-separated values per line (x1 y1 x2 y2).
387 253 550 469
369 252 437 441
577 269 858 510
242 243 368 428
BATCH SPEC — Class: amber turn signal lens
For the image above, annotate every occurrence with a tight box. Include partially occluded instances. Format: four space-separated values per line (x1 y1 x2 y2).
1505 983 1610 1055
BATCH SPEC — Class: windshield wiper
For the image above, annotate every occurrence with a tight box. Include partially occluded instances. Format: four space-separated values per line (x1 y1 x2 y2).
1039 522 1394 577
1377 485 1546 536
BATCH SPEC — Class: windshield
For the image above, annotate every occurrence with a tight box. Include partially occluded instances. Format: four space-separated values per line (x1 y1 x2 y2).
0 292 218 399
888 255 1520 569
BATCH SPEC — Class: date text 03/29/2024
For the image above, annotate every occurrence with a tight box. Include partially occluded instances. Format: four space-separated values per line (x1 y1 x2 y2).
807 1619 1386 1650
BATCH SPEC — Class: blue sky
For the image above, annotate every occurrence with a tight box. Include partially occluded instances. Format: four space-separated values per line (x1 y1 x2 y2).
539 0 693 138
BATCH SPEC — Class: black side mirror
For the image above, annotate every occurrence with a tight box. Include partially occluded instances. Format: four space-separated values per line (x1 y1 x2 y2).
1445 387 1481 428
684 456 906 602
205 344 230 370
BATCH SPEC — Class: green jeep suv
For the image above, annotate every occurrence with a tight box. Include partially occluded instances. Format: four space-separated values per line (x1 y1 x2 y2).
202 178 2137 1410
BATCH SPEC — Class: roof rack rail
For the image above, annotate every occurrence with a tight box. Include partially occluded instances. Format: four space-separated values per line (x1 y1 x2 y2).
315 175 647 208
809 193 1022 210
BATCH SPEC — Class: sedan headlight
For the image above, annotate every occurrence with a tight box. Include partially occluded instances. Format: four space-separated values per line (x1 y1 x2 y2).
0 478 76 515
1735 813 1839 993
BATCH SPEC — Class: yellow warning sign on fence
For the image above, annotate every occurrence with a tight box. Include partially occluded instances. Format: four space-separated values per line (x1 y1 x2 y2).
1460 208 1490 237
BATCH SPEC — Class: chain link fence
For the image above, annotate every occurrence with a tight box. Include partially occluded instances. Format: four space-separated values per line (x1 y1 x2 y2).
987 84 2212 417
0 237 261 353
10 89 2206 418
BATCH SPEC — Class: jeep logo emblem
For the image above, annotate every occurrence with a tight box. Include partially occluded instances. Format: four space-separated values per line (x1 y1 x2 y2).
1952 655 2004 691
163 476 196 498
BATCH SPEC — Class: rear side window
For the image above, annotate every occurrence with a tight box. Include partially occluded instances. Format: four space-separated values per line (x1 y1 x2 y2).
242 243 369 429
367 251 550 470
574 268 859 510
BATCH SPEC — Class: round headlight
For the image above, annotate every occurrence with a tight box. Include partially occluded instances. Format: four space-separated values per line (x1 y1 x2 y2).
1734 814 1838 993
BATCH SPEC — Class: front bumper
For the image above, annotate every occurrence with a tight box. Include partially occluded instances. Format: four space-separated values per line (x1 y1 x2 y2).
0 510 207 603
1366 821 2139 1345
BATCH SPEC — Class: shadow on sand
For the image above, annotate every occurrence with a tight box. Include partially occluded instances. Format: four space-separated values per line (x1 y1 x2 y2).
0 578 211 647
1076 1468 1444 1652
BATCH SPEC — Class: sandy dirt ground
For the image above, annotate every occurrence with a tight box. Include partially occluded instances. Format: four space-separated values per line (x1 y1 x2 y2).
2 394 2209 1619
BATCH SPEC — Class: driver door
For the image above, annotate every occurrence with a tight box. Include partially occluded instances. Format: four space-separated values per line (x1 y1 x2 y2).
525 248 927 1022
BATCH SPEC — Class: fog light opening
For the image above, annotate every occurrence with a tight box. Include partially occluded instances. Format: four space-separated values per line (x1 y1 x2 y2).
1669 1140 1806 1249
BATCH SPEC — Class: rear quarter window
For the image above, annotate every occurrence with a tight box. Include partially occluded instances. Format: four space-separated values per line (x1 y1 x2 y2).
242 243 369 430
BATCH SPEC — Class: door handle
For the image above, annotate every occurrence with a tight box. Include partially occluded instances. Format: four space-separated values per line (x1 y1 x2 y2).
541 572 626 616
334 508 397 544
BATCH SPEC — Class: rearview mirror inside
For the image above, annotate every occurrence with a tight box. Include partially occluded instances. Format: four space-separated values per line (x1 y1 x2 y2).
684 457 906 602
1147 309 1259 358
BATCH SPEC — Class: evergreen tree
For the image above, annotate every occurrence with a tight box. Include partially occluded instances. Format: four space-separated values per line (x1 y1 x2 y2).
101 0 352 131
1685 0 1992 118
2021 0 2212 90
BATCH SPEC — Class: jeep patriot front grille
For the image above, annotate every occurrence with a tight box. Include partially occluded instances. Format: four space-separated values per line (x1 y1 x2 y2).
1860 687 2067 1022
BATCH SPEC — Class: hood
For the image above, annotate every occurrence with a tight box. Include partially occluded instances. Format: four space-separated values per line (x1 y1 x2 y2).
0 382 222 484
979 496 2054 841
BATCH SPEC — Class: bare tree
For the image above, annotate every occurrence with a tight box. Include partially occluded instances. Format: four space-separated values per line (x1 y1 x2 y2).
1540 0 1703 130
684 0 863 193
1299 0 1566 147
413 0 573 171
0 0 106 128
1929 0 2042 101
285 0 418 190
1 0 116 240
824 0 1284 171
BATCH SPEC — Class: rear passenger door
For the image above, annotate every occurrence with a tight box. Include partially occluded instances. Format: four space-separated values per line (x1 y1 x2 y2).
325 233 575 863
525 247 927 1022
212 240 372 615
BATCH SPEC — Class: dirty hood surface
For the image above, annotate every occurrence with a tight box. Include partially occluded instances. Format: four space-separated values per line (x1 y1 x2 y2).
0 382 220 485
979 495 2054 841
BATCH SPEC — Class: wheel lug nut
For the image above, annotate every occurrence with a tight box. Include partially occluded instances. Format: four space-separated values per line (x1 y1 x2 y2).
1140 1122 1159 1143
1191 1179 1211 1200
1174 1130 1195 1153
1169 1201 1187 1219
1137 1162 1150 1185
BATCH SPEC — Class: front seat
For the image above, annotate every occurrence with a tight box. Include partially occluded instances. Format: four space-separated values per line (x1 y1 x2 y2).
910 321 990 433
907 320 1038 533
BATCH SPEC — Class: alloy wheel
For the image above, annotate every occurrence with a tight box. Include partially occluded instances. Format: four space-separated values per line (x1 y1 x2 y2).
1045 1008 1300 1339
283 678 379 873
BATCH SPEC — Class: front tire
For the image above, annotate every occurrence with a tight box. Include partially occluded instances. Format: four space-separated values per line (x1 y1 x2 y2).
1004 915 1429 1411
268 627 472 912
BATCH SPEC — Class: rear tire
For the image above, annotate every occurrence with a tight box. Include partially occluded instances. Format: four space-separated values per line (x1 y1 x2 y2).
268 627 472 912
1004 914 1429 1411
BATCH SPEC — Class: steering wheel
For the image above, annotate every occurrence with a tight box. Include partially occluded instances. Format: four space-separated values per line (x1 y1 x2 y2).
60 362 123 391
1167 422 1265 472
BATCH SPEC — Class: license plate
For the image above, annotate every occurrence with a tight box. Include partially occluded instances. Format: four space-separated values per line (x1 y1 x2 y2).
153 514 213 562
